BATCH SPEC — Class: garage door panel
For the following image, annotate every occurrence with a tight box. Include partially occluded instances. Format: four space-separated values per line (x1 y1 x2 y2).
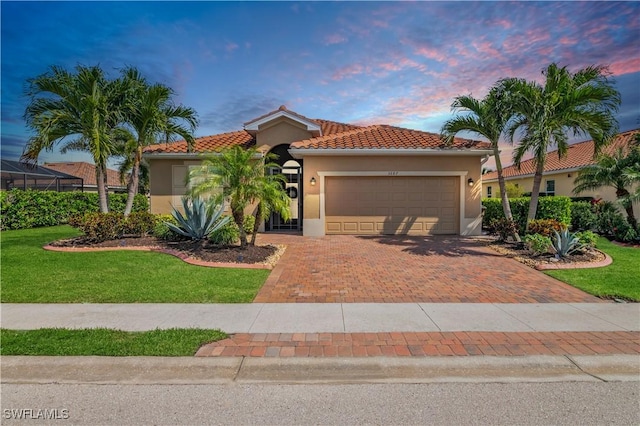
325 176 459 235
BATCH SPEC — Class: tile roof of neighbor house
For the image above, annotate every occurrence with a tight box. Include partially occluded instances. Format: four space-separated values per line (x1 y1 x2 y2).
43 162 125 188
0 159 79 179
483 129 640 181
143 108 488 155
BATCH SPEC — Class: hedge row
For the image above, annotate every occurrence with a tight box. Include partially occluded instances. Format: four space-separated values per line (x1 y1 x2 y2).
0 189 148 230
482 196 572 232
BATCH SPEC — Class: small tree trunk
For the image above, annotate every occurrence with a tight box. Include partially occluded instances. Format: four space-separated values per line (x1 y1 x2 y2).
233 209 247 249
494 150 521 242
617 188 638 228
250 203 263 246
123 147 141 216
96 166 109 213
526 160 546 232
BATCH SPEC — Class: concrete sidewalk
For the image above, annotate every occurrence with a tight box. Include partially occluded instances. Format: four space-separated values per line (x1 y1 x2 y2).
1 303 638 332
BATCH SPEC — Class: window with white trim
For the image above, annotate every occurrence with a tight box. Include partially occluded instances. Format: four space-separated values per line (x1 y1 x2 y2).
545 180 555 196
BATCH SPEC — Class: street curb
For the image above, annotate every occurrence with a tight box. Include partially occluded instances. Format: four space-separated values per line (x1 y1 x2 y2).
2 355 638 385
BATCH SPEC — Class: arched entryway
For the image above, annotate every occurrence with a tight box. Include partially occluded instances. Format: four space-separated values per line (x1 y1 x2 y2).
266 144 302 232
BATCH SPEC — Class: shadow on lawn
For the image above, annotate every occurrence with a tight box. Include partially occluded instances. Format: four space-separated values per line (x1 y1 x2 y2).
356 234 502 258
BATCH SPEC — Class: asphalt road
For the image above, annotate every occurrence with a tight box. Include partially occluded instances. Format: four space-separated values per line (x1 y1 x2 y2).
2 382 639 425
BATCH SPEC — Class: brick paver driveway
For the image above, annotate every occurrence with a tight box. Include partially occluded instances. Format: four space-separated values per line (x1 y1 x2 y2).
254 234 602 303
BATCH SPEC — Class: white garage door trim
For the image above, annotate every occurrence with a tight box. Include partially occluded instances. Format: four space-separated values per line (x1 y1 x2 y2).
307 171 468 236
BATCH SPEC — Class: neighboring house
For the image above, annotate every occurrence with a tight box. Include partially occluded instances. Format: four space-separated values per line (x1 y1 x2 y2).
482 129 640 215
143 106 492 237
44 162 127 193
1 159 83 191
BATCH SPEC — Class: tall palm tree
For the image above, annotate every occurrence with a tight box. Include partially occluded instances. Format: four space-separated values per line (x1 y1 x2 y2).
574 139 640 228
22 65 123 212
189 146 290 249
500 63 621 230
441 87 521 241
119 67 198 216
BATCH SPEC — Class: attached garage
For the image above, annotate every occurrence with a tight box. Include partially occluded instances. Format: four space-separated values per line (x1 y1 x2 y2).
325 176 459 235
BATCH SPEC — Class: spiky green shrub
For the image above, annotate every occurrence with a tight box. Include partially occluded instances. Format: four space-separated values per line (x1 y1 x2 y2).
166 197 230 241
523 234 552 256
552 229 584 258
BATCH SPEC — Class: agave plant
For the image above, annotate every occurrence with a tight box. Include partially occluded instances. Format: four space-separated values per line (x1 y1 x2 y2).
166 197 230 241
551 229 584 258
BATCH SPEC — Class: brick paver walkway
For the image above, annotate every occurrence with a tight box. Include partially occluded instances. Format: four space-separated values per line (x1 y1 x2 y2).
255 234 602 303
196 331 640 357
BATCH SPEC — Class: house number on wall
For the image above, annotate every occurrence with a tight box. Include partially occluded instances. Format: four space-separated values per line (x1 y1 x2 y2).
388 171 399 176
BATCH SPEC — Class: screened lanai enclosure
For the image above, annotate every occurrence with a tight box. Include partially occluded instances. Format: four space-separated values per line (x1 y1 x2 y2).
1 159 83 192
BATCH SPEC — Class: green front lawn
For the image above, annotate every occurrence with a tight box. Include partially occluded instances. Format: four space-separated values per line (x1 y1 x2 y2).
0 226 270 303
0 328 227 356
545 237 640 301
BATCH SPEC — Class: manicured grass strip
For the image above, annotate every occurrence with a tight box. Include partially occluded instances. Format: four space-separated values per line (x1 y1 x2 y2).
0 328 228 356
0 226 270 303
545 237 640 302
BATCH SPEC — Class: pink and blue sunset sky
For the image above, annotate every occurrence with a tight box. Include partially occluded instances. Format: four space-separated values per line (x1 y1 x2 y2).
1 1 639 170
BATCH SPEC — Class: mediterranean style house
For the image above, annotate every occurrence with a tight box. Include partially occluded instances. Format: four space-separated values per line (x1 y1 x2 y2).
481 129 640 215
143 106 492 237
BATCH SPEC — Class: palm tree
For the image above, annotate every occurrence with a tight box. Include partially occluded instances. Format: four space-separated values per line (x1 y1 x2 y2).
189 146 290 249
500 63 621 230
118 67 198 216
249 177 292 246
574 138 640 228
441 87 521 241
22 65 124 212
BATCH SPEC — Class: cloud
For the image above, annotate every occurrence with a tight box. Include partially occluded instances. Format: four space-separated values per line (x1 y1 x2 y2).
225 42 239 52
199 96 285 134
324 33 347 45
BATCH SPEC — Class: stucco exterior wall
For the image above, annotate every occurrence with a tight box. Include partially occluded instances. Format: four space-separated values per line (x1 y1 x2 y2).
256 118 313 150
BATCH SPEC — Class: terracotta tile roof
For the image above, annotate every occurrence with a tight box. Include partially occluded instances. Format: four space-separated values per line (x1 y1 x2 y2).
143 108 489 155
143 130 256 154
290 125 490 150
314 119 361 135
44 162 125 188
483 129 640 181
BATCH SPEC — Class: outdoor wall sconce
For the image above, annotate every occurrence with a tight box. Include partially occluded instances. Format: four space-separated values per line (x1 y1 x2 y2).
467 178 474 187
310 177 316 186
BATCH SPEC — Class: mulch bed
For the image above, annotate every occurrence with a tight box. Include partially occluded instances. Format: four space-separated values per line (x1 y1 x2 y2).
49 236 280 265
489 241 606 269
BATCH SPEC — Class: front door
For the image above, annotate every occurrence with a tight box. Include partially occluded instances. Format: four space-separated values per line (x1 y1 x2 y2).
267 161 302 231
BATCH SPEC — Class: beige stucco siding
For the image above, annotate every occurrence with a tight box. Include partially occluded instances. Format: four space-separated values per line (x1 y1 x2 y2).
256 118 313 150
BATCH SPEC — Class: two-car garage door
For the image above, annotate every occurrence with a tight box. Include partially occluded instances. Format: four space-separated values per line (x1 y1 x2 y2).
325 176 459 235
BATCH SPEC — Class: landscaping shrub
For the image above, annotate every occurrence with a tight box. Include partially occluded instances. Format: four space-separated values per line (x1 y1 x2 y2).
523 233 552 256
166 197 229 241
570 201 597 231
153 214 180 240
551 229 584 257
243 215 256 235
0 189 148 230
69 212 125 242
121 212 157 236
527 219 565 237
488 218 519 242
575 230 598 248
482 196 572 232
209 219 240 245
